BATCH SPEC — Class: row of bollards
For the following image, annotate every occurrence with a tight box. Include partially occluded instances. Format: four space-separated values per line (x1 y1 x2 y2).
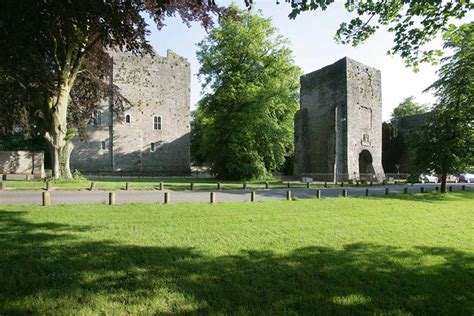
38 185 468 206
37 181 470 193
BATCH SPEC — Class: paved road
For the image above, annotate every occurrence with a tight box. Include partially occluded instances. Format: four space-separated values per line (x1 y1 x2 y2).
1 183 472 205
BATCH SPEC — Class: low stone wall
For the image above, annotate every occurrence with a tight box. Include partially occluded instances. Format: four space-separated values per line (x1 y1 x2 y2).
0 151 45 179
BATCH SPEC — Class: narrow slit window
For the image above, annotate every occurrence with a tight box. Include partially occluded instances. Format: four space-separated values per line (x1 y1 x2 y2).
93 110 102 125
153 116 162 130
101 141 106 150
150 142 156 152
125 114 131 124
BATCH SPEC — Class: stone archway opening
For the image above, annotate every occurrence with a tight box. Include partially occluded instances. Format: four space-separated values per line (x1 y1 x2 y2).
359 150 375 180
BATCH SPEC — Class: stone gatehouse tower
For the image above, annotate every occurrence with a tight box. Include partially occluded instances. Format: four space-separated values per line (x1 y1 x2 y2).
294 57 385 182
70 49 191 175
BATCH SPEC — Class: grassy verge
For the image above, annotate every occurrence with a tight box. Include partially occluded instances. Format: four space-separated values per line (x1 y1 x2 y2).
0 192 473 314
3 177 406 191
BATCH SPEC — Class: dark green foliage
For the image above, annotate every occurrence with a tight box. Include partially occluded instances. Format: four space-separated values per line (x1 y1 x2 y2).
413 23 474 192
190 109 206 165
0 133 46 152
391 97 428 120
195 8 301 180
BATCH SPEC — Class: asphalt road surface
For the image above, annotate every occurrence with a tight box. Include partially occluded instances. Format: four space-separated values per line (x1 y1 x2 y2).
1 183 472 205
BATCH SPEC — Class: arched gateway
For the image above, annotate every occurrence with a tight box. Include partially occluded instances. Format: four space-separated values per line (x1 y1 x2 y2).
359 150 375 180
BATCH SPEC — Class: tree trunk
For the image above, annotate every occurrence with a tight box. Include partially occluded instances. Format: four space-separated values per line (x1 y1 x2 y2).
43 44 83 179
45 82 75 179
47 129 75 179
440 171 448 193
49 142 60 179
60 141 74 178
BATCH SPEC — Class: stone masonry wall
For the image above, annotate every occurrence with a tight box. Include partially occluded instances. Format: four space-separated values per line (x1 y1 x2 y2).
295 58 347 181
0 151 45 178
70 49 191 175
346 58 385 181
294 57 385 182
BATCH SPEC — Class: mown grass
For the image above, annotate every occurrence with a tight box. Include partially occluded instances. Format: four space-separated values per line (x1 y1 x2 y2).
1 192 473 314
2 177 287 191
3 177 400 191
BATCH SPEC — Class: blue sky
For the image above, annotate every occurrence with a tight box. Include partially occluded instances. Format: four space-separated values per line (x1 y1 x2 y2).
145 1 457 121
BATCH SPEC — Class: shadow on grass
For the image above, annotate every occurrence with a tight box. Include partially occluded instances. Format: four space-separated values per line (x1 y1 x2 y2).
365 190 474 204
0 211 472 314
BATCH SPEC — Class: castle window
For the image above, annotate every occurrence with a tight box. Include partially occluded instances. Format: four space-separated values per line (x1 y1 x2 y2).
92 110 101 125
153 116 162 130
101 141 106 150
150 142 156 152
125 114 131 124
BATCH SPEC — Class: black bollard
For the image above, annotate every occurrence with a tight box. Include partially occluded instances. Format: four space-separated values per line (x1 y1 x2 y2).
210 192 216 204
250 191 256 202
108 192 115 205
316 189 321 199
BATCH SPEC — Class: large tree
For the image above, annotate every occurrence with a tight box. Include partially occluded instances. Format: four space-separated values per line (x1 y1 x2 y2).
271 0 473 69
391 97 428 121
0 0 226 178
195 7 301 180
412 23 474 193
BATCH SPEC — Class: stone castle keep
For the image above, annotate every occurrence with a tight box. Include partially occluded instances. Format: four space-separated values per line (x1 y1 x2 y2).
70 50 191 175
294 57 385 182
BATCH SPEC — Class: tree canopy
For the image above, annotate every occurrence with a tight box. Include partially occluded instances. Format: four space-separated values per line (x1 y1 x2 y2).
0 0 227 178
391 97 428 121
269 0 473 69
194 7 301 180
412 23 474 193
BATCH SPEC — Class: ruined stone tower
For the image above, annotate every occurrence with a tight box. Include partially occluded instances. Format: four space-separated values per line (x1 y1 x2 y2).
70 49 191 175
294 57 385 182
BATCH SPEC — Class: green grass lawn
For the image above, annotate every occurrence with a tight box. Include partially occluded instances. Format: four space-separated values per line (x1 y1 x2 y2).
3 177 400 191
1 192 473 314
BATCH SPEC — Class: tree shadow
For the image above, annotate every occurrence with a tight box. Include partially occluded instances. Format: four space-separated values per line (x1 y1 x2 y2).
365 190 474 204
0 211 472 314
